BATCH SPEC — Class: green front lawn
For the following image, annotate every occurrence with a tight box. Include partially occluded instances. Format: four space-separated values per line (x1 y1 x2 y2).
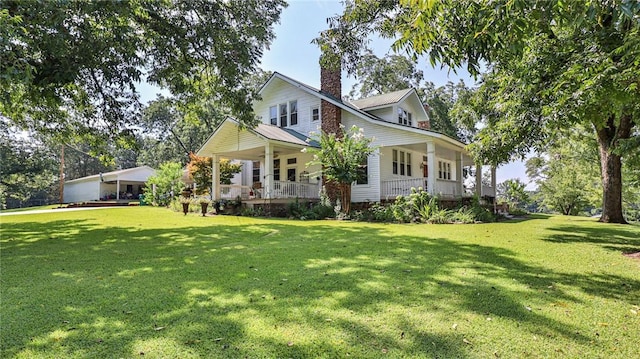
1 208 639 358
0 204 63 213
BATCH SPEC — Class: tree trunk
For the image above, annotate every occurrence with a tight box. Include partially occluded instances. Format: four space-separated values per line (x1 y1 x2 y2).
594 115 632 224
341 182 352 214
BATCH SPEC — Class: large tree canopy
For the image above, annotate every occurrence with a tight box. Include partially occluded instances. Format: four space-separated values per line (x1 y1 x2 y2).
323 0 640 223
0 0 285 148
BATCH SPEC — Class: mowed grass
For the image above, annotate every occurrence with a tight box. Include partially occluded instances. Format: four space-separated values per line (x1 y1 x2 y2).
1 208 639 358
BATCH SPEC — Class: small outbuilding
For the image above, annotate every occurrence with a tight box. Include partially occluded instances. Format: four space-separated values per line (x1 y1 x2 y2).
63 166 156 203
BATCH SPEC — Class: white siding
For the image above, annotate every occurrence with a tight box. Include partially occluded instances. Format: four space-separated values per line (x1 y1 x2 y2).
343 110 466 200
254 78 322 137
64 180 100 203
396 94 428 123
351 151 381 202
366 107 395 123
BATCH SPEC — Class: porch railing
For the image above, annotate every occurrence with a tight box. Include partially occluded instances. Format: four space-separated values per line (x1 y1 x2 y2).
433 180 459 197
220 185 252 200
269 181 320 199
381 178 427 198
482 185 496 197
382 178 487 198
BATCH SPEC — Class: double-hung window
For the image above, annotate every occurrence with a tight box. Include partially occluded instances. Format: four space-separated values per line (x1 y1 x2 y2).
289 100 298 126
279 103 288 127
269 106 277 125
272 101 298 127
392 149 399 175
311 106 320 121
252 161 260 183
393 149 412 176
398 107 412 126
438 160 452 180
273 159 281 181
356 158 368 185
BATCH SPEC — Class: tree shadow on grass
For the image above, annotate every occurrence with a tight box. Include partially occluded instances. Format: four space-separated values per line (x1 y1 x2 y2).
544 223 640 254
2 217 639 358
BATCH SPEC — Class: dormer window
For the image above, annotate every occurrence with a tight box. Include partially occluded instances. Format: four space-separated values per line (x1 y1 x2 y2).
398 107 412 126
279 103 288 127
272 101 298 127
289 100 298 126
269 106 277 125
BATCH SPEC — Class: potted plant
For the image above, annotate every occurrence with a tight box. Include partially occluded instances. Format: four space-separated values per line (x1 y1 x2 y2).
181 187 192 197
197 196 211 216
179 195 192 215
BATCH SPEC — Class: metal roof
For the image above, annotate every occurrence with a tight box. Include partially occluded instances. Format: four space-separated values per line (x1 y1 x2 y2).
349 88 414 110
253 123 320 147
64 165 155 184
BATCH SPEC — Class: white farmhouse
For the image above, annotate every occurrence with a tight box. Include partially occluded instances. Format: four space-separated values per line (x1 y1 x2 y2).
197 70 495 205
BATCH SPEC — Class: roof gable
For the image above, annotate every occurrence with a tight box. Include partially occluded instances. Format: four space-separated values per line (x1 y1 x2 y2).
349 88 414 110
197 118 319 156
255 72 465 148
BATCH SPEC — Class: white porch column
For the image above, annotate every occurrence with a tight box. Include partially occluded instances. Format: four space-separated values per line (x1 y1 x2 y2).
426 141 436 195
491 165 497 212
491 165 497 196
264 143 274 199
211 154 221 200
116 177 120 200
475 164 483 197
456 152 464 196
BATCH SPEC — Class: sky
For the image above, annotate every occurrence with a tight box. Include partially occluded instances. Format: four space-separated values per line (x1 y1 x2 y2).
140 0 532 188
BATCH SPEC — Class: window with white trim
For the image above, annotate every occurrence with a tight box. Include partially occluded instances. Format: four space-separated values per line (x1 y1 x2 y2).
398 107 412 126
392 149 398 175
356 158 368 185
289 100 298 125
273 159 281 181
269 106 277 125
252 161 260 183
279 103 288 127
438 160 452 180
311 106 320 121
392 149 412 176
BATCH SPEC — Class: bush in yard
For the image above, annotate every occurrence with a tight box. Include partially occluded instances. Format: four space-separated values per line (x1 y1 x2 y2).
187 153 242 195
450 207 476 224
145 162 184 206
304 125 377 214
428 208 453 224
354 203 395 222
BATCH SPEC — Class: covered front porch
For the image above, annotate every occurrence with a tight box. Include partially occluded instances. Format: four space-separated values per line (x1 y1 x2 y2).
375 140 496 200
197 119 322 202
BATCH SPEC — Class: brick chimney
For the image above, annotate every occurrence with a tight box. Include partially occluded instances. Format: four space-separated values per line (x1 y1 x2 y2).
319 49 343 203
320 58 342 136
418 104 431 129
